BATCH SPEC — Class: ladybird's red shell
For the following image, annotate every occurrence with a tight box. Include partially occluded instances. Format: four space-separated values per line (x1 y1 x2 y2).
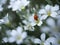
34 14 38 20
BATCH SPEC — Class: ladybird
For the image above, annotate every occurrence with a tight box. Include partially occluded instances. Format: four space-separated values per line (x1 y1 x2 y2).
34 14 38 20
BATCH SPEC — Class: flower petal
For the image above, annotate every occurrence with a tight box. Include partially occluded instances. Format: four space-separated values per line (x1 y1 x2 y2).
45 5 51 11
31 22 36 26
51 5 59 11
46 18 55 27
41 26 50 33
34 38 41 44
10 30 17 36
8 37 16 43
0 19 4 24
40 15 48 20
46 37 57 44
16 39 23 44
22 20 27 25
51 12 58 17
16 26 23 34
3 37 8 43
39 9 46 15
22 32 27 39
37 20 43 26
44 41 50 45
40 33 46 41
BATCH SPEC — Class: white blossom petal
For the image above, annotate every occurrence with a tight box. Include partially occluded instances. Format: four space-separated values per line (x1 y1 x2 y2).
37 20 43 26
40 15 48 20
8 37 16 43
10 30 17 36
22 32 27 39
0 19 4 24
34 38 41 44
51 5 59 11
39 9 46 15
22 20 27 25
41 26 50 33
3 14 10 24
21 0 30 6
45 5 51 11
16 39 23 44
3 37 8 43
51 12 58 17
16 26 23 34
46 37 57 44
40 33 46 41
46 18 55 27
8 0 30 11
44 41 50 45
30 22 36 26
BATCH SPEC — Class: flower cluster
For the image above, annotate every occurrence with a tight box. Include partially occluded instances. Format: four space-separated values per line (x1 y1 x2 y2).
8 0 30 11
3 26 27 44
0 0 60 45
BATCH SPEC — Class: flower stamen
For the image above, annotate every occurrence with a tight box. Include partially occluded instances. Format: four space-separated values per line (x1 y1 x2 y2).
47 11 51 16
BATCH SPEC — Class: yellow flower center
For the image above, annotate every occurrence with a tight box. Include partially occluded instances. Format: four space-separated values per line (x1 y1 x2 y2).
17 35 22 40
6 22 11 27
47 11 51 16
21 6 25 10
35 19 40 24
41 42 44 45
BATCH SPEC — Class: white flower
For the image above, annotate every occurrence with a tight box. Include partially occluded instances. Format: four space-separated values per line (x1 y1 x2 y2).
46 18 60 33
8 0 30 11
41 18 60 34
33 33 57 45
23 20 34 31
22 13 43 31
25 13 43 26
46 18 55 27
8 26 27 44
39 4 59 20
0 13 10 25
30 14 43 26
2 30 11 43
3 14 10 24
2 37 8 43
